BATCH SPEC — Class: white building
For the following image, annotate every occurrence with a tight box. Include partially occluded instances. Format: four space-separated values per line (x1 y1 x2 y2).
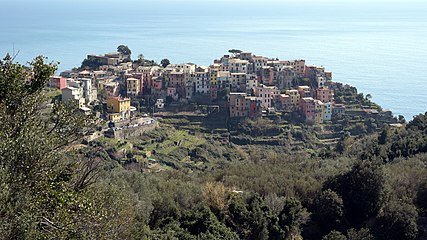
229 59 249 73
324 102 333 121
194 71 210 94
62 86 85 107
217 71 231 89
317 76 326 88
246 74 258 95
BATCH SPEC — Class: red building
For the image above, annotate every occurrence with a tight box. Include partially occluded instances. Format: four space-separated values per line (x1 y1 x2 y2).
247 97 262 117
49 76 67 90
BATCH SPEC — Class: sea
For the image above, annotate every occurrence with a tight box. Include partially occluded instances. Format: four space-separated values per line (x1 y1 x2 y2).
0 0 426 120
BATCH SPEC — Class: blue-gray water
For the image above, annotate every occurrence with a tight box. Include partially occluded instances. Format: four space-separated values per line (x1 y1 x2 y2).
1 0 426 120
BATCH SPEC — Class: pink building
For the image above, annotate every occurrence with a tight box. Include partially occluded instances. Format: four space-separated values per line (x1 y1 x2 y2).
49 76 67 90
169 72 185 88
301 97 316 123
229 93 247 117
229 93 262 118
316 87 334 103
277 94 291 112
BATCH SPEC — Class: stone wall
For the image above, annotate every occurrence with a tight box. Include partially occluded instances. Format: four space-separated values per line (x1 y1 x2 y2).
105 117 158 139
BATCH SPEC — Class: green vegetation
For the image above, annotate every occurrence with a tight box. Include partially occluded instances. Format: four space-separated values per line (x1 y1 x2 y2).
2 55 427 239
161 58 171 68
81 57 103 70
0 55 133 239
117 44 132 57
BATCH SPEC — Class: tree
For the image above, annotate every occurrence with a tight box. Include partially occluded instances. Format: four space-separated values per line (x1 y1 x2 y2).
0 55 130 238
228 49 242 56
322 230 347 240
117 45 131 56
378 127 389 145
202 182 229 214
347 228 374 240
313 189 344 235
416 182 427 211
161 58 171 68
374 201 418 240
398 115 405 123
81 58 103 70
325 161 387 227
278 197 310 239
356 93 364 102
406 112 427 133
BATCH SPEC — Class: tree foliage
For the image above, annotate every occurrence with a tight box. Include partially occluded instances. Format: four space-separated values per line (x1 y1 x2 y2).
325 161 387 227
117 44 131 56
161 58 171 68
0 55 131 239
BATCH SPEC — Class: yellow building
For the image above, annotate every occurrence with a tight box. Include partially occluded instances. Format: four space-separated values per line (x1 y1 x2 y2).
314 100 325 124
285 89 300 111
209 64 220 86
126 78 140 96
108 113 122 122
107 97 131 121
107 97 130 113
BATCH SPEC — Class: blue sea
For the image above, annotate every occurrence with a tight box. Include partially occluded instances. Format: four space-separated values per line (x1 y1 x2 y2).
1 0 426 120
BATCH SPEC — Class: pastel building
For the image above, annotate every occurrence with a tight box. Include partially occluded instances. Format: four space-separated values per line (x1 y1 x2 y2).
230 73 247 92
298 86 311 98
317 76 326 88
254 84 279 109
126 78 140 96
80 78 97 105
285 60 306 76
194 71 210 94
301 97 316 123
62 86 84 107
314 100 325 124
245 74 258 95
277 94 291 111
49 76 67 90
285 90 301 111
316 87 334 103
246 96 262 117
277 67 295 90
259 66 273 86
324 102 333 121
229 93 262 118
229 59 249 73
252 56 268 73
168 71 185 97
229 93 247 117
217 71 231 89
107 96 131 122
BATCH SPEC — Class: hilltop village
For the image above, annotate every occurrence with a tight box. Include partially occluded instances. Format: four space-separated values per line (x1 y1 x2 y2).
49 46 399 141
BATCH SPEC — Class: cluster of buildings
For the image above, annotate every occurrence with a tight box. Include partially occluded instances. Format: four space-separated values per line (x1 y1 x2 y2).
50 50 344 125
51 51 136 122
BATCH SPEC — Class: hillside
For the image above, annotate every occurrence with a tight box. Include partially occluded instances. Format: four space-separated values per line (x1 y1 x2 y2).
1 55 427 240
